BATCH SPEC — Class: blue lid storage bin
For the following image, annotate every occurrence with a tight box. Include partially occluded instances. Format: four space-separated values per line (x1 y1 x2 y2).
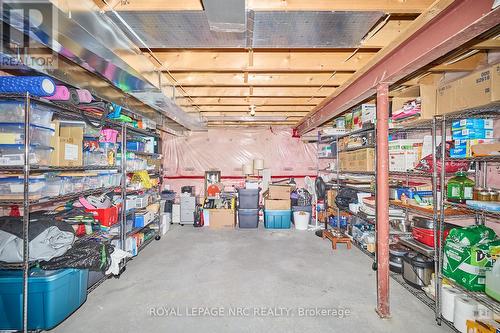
0 268 88 331
237 188 259 209
237 208 259 228
264 210 292 229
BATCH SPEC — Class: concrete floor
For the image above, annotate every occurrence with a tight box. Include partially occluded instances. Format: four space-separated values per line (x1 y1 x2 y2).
53 225 451 333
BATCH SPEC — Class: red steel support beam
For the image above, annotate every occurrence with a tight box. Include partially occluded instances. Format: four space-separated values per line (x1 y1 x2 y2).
375 83 390 318
295 0 499 135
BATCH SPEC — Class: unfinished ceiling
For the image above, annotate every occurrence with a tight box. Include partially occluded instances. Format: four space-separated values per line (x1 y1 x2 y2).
95 0 499 127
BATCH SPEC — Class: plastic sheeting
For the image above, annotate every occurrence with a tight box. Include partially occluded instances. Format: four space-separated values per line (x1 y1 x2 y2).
161 127 317 195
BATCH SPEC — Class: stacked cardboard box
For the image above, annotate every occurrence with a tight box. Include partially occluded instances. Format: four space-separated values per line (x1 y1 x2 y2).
264 185 291 210
339 148 375 172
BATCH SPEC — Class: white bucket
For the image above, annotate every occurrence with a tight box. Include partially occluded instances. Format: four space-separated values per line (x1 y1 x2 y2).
294 211 310 230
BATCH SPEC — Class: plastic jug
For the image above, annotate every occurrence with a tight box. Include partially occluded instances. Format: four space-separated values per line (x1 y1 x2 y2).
485 258 500 302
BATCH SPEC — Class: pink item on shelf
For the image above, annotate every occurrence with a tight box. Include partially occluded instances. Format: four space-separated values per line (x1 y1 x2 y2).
78 197 96 210
100 128 119 143
76 89 92 103
45 85 70 101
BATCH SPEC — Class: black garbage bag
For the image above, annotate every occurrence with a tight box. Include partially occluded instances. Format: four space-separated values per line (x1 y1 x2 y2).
39 239 114 272
335 187 359 210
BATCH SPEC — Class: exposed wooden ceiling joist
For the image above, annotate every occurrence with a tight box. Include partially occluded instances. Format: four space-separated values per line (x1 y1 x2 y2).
176 97 324 106
179 86 335 97
429 51 488 72
167 72 349 87
200 111 310 117
195 105 313 112
97 0 433 13
155 50 377 72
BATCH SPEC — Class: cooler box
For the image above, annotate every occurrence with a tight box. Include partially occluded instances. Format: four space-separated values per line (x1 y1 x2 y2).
0 268 88 330
237 208 259 228
264 210 292 229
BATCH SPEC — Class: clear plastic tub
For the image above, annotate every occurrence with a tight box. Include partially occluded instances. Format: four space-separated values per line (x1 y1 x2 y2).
0 100 54 127
59 177 74 195
0 176 46 198
109 172 122 187
95 171 111 187
0 123 54 145
0 144 53 166
45 176 62 197
85 175 100 190
71 176 86 192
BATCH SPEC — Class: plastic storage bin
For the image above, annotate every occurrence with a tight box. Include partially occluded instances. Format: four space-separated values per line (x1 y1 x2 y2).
0 268 88 331
0 123 55 145
95 171 111 187
237 188 260 209
264 210 292 229
71 176 86 192
127 141 145 152
0 100 54 127
0 144 53 166
238 208 259 228
86 204 121 227
59 176 74 195
45 176 62 197
0 176 46 198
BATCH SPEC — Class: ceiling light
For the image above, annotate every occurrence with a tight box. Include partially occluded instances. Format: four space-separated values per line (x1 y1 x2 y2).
249 105 256 116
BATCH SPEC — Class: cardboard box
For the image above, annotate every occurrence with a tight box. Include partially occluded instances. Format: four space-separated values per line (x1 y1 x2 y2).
438 65 498 114
471 142 500 157
209 209 235 229
50 121 83 167
437 83 454 115
340 148 375 172
265 199 291 210
267 185 291 200
490 62 500 101
392 85 437 120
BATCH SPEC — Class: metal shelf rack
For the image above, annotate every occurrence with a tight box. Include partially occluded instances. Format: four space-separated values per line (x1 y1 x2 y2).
0 92 164 332
434 105 500 323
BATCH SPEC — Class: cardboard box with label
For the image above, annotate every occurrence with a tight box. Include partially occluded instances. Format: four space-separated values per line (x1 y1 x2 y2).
265 199 291 210
266 185 291 200
50 121 83 167
437 64 500 114
209 209 235 229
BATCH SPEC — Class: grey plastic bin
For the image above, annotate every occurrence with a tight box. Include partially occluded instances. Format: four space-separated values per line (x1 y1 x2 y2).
238 208 259 228
237 188 260 209
292 205 312 224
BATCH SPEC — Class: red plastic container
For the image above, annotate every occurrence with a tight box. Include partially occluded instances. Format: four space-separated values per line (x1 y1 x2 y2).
85 204 121 227
412 226 450 248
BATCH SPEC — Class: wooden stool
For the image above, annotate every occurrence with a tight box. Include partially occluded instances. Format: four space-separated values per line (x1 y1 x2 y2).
322 230 352 250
